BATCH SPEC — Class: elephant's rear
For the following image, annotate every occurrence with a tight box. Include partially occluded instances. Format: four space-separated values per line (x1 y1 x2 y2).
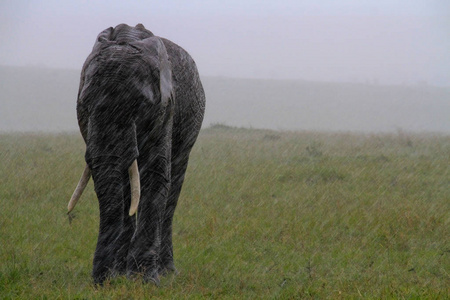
163 38 205 157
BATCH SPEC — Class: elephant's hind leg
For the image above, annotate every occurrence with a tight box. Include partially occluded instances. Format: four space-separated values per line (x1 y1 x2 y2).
159 156 190 275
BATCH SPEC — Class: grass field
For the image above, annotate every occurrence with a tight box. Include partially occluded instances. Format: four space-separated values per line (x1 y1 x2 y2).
0 126 449 298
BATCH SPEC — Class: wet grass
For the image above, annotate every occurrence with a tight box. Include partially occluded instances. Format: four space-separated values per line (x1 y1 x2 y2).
0 127 449 298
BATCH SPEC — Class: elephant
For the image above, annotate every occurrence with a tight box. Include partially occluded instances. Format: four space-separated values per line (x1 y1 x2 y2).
67 23 205 285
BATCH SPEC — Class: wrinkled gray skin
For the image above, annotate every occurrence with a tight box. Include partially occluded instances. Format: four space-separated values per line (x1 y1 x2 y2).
76 24 205 285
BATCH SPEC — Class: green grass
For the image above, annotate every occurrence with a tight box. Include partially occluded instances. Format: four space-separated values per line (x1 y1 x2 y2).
1 127 449 299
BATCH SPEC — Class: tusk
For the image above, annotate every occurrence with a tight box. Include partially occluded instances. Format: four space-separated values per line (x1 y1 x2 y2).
68 164 91 213
128 160 140 216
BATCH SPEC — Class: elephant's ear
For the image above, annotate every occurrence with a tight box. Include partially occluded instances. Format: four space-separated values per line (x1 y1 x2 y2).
135 37 174 107
97 27 113 42
90 27 115 53
158 44 174 107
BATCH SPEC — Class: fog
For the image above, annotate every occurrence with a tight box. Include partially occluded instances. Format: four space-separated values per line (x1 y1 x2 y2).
1 1 449 133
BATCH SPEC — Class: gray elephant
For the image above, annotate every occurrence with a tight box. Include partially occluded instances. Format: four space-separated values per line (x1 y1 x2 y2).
67 23 205 285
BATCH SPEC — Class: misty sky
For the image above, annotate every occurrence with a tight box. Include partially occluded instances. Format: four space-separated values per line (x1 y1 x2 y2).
1 0 449 85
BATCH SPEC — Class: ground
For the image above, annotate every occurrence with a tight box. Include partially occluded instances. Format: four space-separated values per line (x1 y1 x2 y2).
0 126 449 298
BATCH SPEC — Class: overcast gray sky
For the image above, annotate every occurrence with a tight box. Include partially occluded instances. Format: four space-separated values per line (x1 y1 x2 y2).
1 0 449 85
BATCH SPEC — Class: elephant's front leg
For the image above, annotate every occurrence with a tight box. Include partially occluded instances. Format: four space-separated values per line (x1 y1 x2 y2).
126 134 172 284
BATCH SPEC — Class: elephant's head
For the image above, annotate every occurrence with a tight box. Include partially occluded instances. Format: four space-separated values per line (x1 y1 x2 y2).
68 27 174 218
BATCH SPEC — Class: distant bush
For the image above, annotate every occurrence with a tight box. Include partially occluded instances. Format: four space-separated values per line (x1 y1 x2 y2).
208 123 236 130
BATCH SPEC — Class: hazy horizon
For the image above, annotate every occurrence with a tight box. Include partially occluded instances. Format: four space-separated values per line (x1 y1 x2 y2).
1 65 449 133
1 1 449 86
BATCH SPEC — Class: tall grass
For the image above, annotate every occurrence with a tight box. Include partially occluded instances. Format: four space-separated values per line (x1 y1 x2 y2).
0 128 449 298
